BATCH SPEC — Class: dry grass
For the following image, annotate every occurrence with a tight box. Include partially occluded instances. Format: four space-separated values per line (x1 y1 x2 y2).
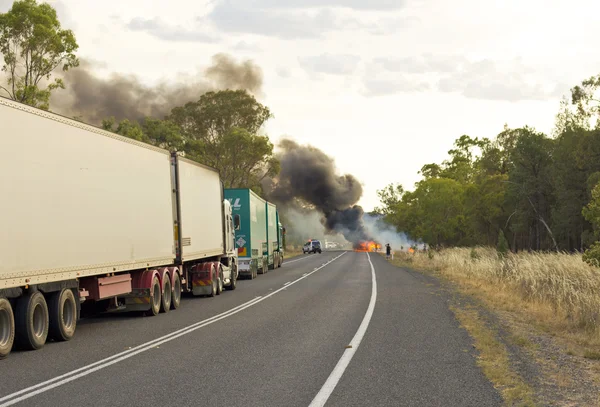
452 306 536 406
393 247 600 347
285 249 303 259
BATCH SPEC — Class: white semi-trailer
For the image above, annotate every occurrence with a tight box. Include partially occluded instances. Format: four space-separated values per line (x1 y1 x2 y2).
0 97 238 359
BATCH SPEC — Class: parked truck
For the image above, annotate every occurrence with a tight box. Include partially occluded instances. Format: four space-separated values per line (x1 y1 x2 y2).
266 202 285 270
224 189 285 278
0 97 238 359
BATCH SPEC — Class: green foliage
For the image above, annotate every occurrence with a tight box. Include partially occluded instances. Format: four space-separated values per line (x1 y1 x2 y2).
103 89 279 193
376 73 600 253
582 241 600 268
167 89 277 192
0 0 79 109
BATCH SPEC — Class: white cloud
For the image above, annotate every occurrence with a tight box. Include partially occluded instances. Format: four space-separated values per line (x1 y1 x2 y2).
213 0 407 10
436 58 557 102
374 54 467 74
362 77 430 97
126 17 218 42
207 4 344 39
299 53 361 75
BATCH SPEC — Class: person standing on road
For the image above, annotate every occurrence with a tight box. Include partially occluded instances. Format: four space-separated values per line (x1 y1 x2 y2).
385 243 391 259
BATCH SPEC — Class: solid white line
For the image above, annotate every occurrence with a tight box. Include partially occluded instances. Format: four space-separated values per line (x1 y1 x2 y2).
0 296 263 404
308 252 377 407
284 256 311 264
0 252 347 407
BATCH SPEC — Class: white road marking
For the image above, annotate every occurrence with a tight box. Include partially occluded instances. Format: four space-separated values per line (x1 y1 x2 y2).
284 251 343 265
284 281 292 286
0 252 347 407
308 252 377 407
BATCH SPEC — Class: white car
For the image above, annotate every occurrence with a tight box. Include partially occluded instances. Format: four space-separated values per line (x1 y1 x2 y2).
303 240 322 254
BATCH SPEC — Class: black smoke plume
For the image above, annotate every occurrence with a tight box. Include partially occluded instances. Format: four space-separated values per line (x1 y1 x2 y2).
50 53 263 125
263 138 372 246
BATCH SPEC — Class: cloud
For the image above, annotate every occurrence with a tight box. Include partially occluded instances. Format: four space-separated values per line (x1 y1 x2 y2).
232 41 262 51
299 53 361 75
436 58 556 102
127 17 218 42
374 54 468 74
206 1 414 39
213 0 406 10
208 3 342 39
373 54 559 101
277 67 292 78
362 77 430 97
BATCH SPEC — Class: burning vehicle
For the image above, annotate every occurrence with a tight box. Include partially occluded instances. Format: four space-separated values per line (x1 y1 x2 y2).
354 240 381 252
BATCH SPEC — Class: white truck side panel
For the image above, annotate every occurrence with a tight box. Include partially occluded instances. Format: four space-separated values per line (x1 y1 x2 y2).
177 158 224 261
0 98 175 288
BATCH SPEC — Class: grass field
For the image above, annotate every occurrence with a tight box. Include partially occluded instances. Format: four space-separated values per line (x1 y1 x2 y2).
392 247 600 347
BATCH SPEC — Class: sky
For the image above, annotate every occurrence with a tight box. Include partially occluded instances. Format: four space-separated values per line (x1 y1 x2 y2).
2 0 600 211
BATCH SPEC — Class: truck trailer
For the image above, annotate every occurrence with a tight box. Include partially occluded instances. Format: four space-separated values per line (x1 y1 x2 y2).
224 189 285 278
266 202 285 270
0 97 238 359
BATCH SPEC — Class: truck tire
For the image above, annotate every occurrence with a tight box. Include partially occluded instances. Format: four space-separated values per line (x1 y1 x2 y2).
227 265 237 290
15 291 48 351
146 276 162 316
0 297 15 359
171 272 182 310
216 271 223 296
161 276 172 313
48 289 77 342
209 270 217 297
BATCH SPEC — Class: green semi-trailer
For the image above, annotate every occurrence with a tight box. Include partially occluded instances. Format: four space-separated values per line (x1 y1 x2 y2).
224 188 284 278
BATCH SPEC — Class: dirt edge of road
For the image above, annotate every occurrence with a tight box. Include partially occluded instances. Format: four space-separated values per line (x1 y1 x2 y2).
383 254 600 407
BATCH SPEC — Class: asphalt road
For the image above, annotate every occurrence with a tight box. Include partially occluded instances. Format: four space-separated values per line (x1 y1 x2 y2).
0 251 502 407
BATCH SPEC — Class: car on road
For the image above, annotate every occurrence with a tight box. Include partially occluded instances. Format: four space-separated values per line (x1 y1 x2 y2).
303 240 322 254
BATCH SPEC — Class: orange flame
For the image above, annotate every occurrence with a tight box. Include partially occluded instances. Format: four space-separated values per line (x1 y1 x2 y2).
354 241 381 252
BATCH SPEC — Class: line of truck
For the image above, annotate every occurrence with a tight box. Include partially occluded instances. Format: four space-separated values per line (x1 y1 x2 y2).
0 97 286 359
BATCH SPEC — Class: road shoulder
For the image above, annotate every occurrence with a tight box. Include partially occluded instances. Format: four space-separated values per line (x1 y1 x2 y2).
385 254 600 407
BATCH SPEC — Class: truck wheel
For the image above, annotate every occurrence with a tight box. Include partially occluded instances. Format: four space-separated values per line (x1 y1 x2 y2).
216 272 223 296
146 276 161 316
0 298 15 359
15 291 48 350
227 265 237 290
161 276 172 313
48 289 77 342
209 270 217 297
171 272 182 310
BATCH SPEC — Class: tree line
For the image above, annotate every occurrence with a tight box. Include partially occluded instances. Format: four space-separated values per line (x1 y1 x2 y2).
0 0 279 194
376 78 600 264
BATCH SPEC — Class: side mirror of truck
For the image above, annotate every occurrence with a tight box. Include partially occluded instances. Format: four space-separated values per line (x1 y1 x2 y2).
234 214 241 230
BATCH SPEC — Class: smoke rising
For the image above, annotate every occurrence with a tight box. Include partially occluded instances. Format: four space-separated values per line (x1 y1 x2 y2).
50 53 263 125
264 138 371 245
362 213 420 251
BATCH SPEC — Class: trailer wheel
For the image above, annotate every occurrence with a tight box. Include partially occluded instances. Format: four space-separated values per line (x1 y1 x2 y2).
146 276 161 316
209 268 217 297
216 271 223 296
171 272 182 310
227 264 237 290
15 291 49 351
0 298 15 359
48 289 77 342
161 276 172 313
